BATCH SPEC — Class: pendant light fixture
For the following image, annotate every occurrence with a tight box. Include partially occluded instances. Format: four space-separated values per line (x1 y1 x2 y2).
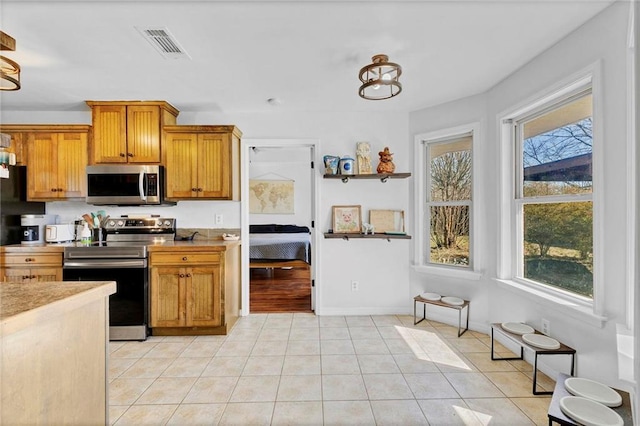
358 54 402 100
0 31 20 91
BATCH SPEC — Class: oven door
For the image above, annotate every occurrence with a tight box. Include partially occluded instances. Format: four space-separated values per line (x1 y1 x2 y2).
63 258 148 341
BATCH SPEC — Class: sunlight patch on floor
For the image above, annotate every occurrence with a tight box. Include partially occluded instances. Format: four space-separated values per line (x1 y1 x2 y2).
454 405 491 425
395 325 473 371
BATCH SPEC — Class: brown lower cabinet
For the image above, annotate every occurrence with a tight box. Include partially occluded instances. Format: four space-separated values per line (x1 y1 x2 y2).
149 244 240 335
1 252 63 283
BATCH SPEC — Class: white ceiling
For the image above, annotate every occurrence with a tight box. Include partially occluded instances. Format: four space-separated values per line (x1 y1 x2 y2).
0 0 615 115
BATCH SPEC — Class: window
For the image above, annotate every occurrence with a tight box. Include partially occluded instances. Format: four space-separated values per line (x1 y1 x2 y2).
514 89 593 299
414 124 480 279
427 135 472 267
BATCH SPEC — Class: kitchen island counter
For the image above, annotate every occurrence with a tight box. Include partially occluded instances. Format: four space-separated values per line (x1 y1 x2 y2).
1 280 115 425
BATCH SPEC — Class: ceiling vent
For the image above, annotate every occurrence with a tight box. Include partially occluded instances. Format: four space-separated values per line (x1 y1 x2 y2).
136 26 190 60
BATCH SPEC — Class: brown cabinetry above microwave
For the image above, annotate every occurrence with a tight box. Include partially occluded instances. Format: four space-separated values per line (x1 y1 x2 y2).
163 125 241 201
86 100 179 164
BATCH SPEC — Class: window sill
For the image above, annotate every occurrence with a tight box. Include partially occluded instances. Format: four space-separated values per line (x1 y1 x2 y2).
413 265 482 281
494 278 607 328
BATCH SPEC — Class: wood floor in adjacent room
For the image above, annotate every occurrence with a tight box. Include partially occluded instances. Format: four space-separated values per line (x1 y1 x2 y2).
250 267 312 313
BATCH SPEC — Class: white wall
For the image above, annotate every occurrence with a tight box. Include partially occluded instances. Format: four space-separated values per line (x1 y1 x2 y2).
410 2 634 393
248 146 312 227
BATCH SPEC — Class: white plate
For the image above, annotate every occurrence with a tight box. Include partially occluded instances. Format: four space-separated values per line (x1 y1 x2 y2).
522 333 561 350
560 396 623 426
564 377 622 408
501 322 535 335
420 292 441 301
441 296 464 306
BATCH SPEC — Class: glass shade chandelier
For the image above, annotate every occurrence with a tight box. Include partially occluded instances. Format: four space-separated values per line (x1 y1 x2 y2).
0 31 20 91
358 54 402 100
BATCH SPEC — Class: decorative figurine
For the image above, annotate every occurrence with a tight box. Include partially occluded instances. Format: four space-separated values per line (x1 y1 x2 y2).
356 142 373 175
362 222 375 235
376 147 396 174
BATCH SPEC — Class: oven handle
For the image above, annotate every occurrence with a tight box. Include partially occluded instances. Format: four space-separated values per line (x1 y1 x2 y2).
64 259 147 269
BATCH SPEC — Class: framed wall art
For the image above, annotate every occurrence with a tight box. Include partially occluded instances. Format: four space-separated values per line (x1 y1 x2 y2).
332 205 362 234
369 209 405 233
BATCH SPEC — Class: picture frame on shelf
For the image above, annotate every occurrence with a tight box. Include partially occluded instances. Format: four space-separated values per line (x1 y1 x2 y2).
332 205 362 234
369 209 405 233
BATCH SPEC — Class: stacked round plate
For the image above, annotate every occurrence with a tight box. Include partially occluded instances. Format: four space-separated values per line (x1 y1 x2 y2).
420 292 441 301
501 322 534 335
564 377 622 407
560 396 623 426
521 333 561 350
441 296 464 306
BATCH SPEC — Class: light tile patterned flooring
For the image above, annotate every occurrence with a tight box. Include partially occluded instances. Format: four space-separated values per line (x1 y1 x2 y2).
108 314 554 425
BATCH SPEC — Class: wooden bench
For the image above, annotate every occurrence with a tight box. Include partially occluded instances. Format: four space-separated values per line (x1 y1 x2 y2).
413 295 470 337
490 323 576 395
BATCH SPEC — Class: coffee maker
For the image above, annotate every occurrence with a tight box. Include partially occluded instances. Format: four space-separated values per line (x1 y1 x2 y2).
20 214 57 245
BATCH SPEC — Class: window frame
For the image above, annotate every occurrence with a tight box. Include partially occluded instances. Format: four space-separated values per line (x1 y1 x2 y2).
413 122 482 280
497 67 606 325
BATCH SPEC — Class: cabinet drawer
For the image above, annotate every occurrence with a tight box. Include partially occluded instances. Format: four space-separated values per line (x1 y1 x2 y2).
2 254 62 267
151 252 220 265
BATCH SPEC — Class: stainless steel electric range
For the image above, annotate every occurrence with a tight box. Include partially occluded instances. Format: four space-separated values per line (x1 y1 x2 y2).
63 217 176 341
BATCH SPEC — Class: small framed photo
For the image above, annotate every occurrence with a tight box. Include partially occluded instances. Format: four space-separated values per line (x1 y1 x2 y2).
369 209 405 233
332 205 362 234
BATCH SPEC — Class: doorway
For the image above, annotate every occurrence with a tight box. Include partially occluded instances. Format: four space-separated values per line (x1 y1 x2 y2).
240 140 318 315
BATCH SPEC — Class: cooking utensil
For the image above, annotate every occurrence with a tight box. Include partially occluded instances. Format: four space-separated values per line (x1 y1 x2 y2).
82 214 94 229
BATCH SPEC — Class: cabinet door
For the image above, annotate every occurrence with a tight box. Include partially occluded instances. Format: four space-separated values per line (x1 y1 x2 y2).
186 265 221 327
165 133 198 199
198 133 231 199
27 133 59 199
126 105 161 163
31 267 62 282
92 105 128 163
150 266 186 327
2 268 32 283
57 132 87 198
3 132 27 165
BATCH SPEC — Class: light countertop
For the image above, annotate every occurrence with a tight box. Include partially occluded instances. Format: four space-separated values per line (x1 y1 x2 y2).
0 281 116 335
0 239 240 253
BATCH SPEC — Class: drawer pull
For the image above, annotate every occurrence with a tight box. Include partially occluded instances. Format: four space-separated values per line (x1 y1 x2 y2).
25 258 34 262
182 256 188 261
186 273 192 278
179 273 185 278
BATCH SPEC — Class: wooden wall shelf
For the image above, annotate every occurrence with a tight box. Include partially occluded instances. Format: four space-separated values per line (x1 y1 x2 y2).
324 233 411 241
323 173 411 183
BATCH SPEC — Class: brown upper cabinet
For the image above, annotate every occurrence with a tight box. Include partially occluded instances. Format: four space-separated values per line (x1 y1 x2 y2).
0 125 89 201
27 127 89 200
163 125 242 201
0 128 27 165
86 101 179 164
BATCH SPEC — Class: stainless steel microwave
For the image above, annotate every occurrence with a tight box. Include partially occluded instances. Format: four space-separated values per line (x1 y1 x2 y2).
86 165 174 205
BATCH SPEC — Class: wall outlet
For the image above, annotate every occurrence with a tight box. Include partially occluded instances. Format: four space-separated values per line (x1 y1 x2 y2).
215 214 223 225
351 281 359 291
541 319 550 336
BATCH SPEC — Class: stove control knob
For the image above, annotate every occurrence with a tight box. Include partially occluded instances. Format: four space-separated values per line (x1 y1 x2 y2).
108 220 116 227
156 219 163 227
163 220 172 227
117 220 124 227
